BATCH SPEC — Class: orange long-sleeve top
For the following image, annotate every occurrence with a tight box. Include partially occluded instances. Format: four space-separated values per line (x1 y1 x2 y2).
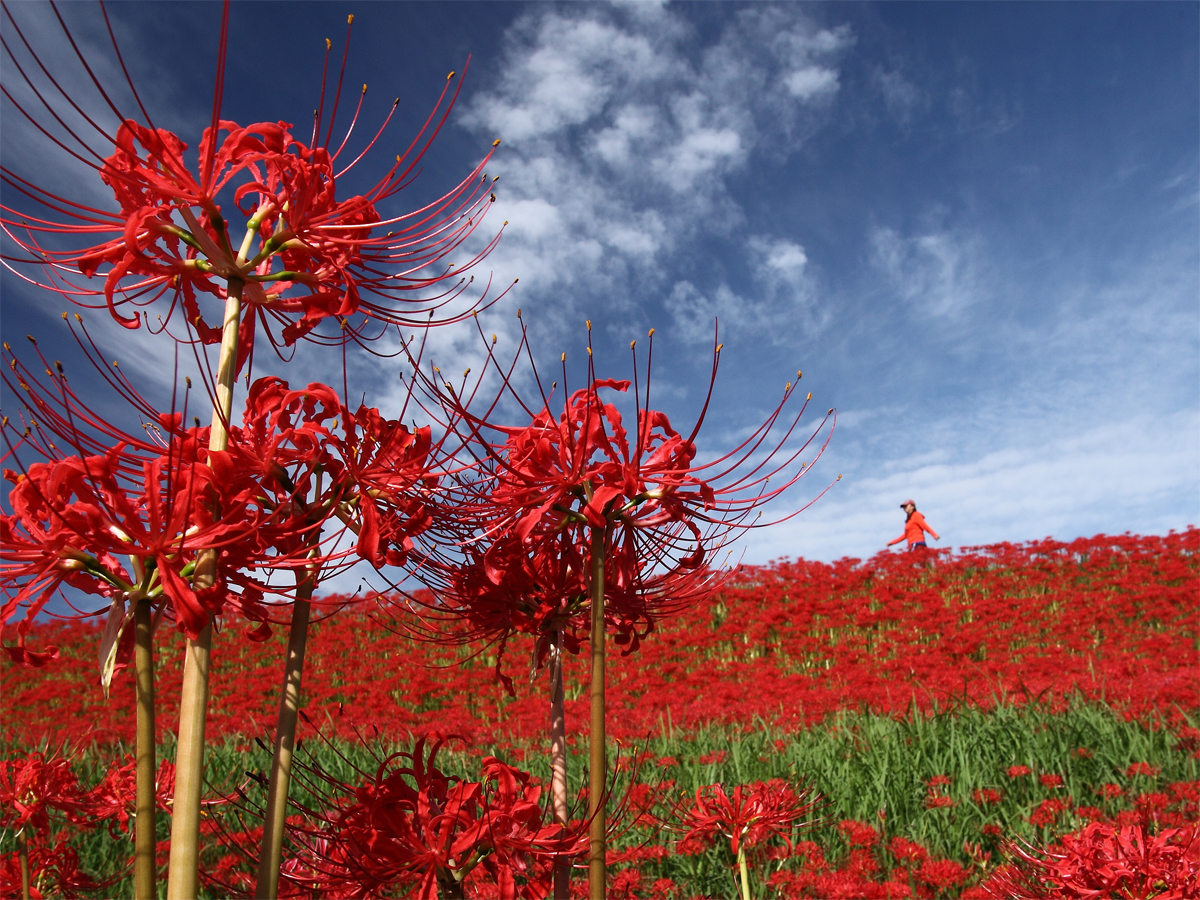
889 511 939 547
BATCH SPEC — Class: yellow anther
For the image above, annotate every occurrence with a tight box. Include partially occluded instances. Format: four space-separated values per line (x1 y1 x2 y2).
716 343 723 353
347 14 354 24
828 408 834 415
797 370 802 379
490 193 496 202
448 70 456 80
837 474 842 481
492 334 497 344
61 312 68 320
463 369 470 377
325 38 332 49
648 328 655 338
434 366 441 373
561 353 567 362
631 340 636 349
361 84 368 94
806 392 812 400
586 319 592 330
517 308 522 318
493 139 501 147
587 347 592 356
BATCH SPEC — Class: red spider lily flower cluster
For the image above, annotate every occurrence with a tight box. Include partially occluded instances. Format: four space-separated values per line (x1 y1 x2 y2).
675 779 820 859
400 319 833 670
1 328 446 657
255 735 589 900
0 747 170 896
987 821 1200 899
2 8 507 361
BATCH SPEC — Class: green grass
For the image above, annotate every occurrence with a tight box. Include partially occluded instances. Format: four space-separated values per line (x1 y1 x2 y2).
11 698 1193 899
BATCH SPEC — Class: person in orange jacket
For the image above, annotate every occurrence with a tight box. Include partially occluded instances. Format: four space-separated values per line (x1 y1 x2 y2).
888 499 939 550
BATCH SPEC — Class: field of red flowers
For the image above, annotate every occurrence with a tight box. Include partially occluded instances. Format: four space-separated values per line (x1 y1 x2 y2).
3 529 1198 898
5 529 1196 750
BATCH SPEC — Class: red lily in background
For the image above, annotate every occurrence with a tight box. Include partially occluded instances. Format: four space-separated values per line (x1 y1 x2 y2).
675 779 822 900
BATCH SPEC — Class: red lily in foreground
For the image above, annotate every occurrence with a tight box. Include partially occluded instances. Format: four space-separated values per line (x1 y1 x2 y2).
261 735 588 900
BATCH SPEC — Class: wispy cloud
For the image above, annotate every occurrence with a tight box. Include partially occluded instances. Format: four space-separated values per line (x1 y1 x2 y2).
869 225 988 319
458 5 852 342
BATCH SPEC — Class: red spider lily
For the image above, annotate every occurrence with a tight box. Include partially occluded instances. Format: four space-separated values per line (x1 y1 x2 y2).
86 755 176 837
0 837 102 900
261 735 588 900
1 433 264 647
1 331 443 652
989 821 1200 899
1 5 507 363
0 750 94 835
400 318 833 664
676 779 821 860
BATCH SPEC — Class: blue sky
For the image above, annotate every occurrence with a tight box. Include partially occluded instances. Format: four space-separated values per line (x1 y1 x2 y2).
2 1 1197 579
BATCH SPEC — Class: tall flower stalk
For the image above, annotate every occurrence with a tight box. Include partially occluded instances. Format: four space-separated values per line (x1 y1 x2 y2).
2 3 507 894
398 315 836 897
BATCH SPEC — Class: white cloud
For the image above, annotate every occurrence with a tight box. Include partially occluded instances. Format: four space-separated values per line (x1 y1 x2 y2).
874 67 925 124
747 408 1200 564
869 225 987 318
457 4 852 343
785 66 839 100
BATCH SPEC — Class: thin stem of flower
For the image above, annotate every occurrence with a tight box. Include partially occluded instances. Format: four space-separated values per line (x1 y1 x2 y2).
134 597 156 900
738 842 751 900
588 526 607 900
255 551 317 900
549 625 570 900
167 277 243 900
17 827 29 900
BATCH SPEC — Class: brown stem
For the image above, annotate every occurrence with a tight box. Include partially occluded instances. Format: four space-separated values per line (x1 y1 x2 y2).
549 626 570 900
255 563 316 900
134 598 157 900
587 527 607 900
17 828 29 900
167 279 243 900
